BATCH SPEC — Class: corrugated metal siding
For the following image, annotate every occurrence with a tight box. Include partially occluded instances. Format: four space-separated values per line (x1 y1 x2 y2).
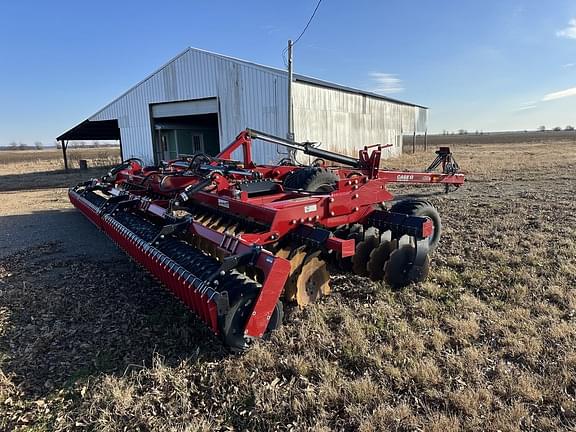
87 48 426 164
90 49 289 164
415 107 428 133
293 82 424 160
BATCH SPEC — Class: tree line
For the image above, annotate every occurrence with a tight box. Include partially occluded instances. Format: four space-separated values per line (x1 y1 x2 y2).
442 126 575 135
1 141 119 151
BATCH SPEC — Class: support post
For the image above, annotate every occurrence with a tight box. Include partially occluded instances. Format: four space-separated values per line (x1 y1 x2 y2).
412 132 416 154
118 137 123 162
287 39 294 141
424 130 428 151
61 140 69 171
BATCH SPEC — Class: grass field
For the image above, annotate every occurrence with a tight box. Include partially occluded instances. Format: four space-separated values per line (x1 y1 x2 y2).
0 147 120 168
0 148 120 192
404 130 576 152
0 139 575 431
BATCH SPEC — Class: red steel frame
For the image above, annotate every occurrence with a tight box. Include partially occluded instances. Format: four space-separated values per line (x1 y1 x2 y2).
70 129 465 341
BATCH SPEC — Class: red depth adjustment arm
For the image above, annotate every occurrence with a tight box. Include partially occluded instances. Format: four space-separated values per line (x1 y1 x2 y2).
243 251 291 337
190 222 291 338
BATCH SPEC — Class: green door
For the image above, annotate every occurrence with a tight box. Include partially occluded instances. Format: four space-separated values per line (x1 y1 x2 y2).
176 130 205 156
158 130 177 160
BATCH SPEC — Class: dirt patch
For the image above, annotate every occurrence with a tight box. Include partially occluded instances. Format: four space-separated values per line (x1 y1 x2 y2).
0 141 575 431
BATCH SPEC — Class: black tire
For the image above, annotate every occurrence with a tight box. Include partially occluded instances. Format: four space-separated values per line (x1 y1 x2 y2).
283 167 338 192
390 199 442 251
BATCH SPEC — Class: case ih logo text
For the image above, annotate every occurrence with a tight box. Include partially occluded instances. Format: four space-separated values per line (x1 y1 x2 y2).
396 174 414 181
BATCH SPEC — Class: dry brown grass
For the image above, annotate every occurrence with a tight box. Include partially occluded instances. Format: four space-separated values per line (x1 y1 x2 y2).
0 148 120 192
389 141 574 180
0 140 575 431
0 148 120 169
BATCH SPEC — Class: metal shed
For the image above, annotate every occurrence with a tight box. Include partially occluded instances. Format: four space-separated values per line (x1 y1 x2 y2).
58 47 427 167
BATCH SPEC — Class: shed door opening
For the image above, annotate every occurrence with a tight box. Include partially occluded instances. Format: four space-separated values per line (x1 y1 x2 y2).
151 99 219 164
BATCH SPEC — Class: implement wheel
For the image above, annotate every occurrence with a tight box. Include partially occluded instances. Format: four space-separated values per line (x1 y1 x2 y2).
283 167 338 192
390 199 442 251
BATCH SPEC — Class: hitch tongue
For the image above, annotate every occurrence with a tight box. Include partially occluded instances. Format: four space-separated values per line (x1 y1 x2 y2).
426 147 460 174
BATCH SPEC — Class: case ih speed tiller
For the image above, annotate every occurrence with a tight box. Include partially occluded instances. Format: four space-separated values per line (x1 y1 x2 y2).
69 129 464 351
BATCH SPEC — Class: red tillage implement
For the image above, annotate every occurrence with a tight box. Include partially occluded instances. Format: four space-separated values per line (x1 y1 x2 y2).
69 129 464 351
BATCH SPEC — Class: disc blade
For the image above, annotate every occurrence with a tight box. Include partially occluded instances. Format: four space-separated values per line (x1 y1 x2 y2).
279 248 307 302
295 256 330 307
352 237 378 276
384 244 430 288
367 239 396 281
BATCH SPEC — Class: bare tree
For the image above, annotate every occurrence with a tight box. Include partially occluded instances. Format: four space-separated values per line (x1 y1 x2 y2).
34 141 44 150
538 125 546 132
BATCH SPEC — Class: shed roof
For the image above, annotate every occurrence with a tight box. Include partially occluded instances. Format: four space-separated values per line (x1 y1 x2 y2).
57 119 119 141
181 47 427 109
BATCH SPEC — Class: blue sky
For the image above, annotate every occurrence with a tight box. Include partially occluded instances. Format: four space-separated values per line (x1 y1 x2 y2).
0 0 575 145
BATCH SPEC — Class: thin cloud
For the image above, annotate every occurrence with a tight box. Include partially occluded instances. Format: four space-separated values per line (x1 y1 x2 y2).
563 63 575 68
260 24 278 35
542 86 576 101
370 73 404 94
512 5 525 17
557 18 576 39
515 103 537 111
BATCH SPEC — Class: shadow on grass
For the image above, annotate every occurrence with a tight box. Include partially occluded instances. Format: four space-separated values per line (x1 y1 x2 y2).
0 166 112 192
0 210 229 399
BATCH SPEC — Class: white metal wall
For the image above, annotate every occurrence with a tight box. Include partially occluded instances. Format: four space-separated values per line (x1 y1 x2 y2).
292 82 424 160
90 49 289 164
86 48 426 164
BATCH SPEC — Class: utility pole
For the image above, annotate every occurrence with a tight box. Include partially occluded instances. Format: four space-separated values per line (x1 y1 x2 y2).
287 39 294 141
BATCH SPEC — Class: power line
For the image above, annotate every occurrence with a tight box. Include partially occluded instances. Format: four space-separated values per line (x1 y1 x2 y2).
282 0 325 65
292 0 324 46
